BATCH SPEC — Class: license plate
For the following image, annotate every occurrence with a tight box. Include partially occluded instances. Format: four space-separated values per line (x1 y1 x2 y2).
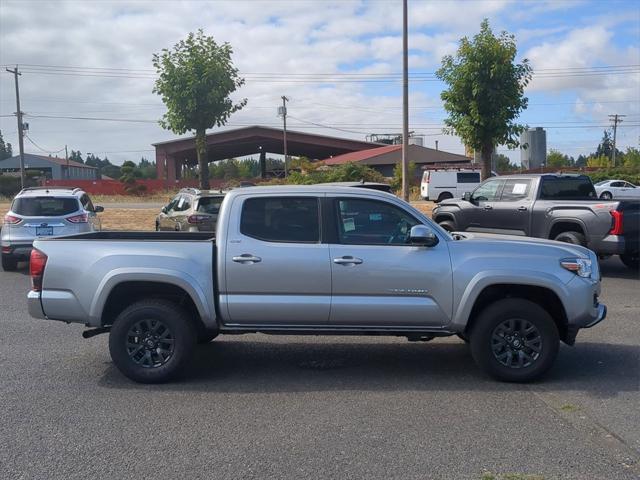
36 226 54 236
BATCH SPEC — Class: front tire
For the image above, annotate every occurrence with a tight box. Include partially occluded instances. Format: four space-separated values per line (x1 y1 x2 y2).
109 299 196 383
469 299 559 382
1 254 18 271
438 220 456 232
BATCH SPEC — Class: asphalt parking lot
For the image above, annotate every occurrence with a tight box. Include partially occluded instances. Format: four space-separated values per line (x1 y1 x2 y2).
1 258 638 480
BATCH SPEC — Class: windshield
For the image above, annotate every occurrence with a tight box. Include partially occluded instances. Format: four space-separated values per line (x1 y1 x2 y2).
12 197 79 216
197 196 224 214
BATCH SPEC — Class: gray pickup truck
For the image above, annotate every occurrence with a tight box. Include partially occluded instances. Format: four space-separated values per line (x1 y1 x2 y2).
27 186 606 384
432 174 640 271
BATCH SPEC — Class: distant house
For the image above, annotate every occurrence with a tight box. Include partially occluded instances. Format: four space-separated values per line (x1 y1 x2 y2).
0 153 98 180
322 144 471 178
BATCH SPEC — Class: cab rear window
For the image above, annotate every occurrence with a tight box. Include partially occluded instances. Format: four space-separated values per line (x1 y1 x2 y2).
539 177 596 199
12 197 79 216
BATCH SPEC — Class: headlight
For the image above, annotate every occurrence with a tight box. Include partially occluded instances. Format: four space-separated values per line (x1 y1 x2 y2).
560 258 592 278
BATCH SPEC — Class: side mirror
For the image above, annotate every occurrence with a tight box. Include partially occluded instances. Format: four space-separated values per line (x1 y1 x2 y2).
462 192 472 202
161 206 168 214
409 225 439 247
94 205 104 213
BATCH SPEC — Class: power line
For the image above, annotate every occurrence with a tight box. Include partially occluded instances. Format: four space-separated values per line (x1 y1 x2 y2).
24 134 66 154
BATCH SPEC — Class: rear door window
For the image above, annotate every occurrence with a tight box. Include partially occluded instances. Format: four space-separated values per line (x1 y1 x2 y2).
12 197 79 216
240 197 320 243
539 177 596 199
499 180 532 201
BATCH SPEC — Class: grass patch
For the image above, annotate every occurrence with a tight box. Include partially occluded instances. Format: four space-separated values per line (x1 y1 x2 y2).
560 403 579 413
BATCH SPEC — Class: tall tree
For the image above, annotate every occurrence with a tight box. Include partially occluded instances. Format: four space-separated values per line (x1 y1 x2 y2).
546 149 573 168
153 30 246 189
436 19 532 179
0 130 13 160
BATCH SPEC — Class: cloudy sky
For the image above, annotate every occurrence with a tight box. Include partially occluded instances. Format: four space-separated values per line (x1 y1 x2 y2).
1 0 639 165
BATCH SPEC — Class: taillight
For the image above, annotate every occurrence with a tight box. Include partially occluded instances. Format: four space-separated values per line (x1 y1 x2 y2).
30 249 48 291
187 214 208 224
66 213 88 223
609 210 623 235
3 214 21 224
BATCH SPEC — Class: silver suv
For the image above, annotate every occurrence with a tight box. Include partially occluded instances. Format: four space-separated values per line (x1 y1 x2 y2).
1 186 103 271
155 188 225 232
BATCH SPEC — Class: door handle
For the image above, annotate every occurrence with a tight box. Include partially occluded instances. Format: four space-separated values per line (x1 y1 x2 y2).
333 256 363 265
517 206 528 211
483 205 493 210
232 254 262 264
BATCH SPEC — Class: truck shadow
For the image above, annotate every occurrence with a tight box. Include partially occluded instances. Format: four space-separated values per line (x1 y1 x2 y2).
99 339 638 398
599 257 639 280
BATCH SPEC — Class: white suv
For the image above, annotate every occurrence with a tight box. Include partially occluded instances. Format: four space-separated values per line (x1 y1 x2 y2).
1 186 103 271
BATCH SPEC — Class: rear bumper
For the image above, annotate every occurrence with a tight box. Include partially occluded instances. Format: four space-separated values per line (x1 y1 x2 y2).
27 290 47 319
589 234 638 256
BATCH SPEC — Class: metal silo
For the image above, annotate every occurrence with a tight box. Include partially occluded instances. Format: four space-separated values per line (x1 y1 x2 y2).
520 127 547 170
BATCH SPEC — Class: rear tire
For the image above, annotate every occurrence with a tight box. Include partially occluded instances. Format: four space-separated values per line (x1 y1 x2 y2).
599 191 613 200
436 192 453 203
1 254 18 271
469 298 559 382
554 231 586 246
438 220 456 232
109 299 196 383
620 253 639 271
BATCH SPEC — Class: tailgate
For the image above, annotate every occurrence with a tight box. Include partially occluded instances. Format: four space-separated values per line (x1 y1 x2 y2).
620 201 640 252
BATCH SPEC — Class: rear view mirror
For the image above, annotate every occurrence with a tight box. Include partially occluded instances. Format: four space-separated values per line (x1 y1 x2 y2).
161 206 168 214
94 205 104 213
463 192 472 202
409 225 439 247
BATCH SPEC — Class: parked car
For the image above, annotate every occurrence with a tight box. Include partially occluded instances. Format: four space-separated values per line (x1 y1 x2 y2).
432 174 640 270
156 188 225 232
28 185 606 384
1 186 102 271
421 169 481 202
594 179 640 200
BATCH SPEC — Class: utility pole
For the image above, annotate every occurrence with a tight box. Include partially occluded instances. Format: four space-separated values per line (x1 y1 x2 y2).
401 0 409 201
6 65 25 189
65 145 69 178
608 114 625 167
280 96 289 177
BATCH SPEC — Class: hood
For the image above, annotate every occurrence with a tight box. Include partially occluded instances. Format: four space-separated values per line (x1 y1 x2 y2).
451 231 593 259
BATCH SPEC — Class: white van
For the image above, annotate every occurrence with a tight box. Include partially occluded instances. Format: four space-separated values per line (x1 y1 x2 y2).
421 169 481 202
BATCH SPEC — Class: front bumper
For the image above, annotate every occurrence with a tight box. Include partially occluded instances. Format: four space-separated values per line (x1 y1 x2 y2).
27 290 47 319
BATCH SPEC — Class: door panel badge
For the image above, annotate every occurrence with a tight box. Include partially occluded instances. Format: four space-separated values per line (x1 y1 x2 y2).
388 288 429 296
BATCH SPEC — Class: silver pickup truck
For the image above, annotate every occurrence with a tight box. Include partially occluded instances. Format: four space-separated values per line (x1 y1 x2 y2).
27 186 606 383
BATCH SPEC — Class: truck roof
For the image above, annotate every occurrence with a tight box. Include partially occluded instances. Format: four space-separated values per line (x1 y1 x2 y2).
496 173 589 179
224 184 397 199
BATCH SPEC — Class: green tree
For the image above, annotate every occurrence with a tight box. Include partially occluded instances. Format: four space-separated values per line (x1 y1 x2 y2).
0 130 13 160
69 150 83 163
495 153 517 172
436 19 532 180
622 147 640 169
153 30 247 189
546 149 573 168
119 160 146 195
390 161 417 191
587 155 610 168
